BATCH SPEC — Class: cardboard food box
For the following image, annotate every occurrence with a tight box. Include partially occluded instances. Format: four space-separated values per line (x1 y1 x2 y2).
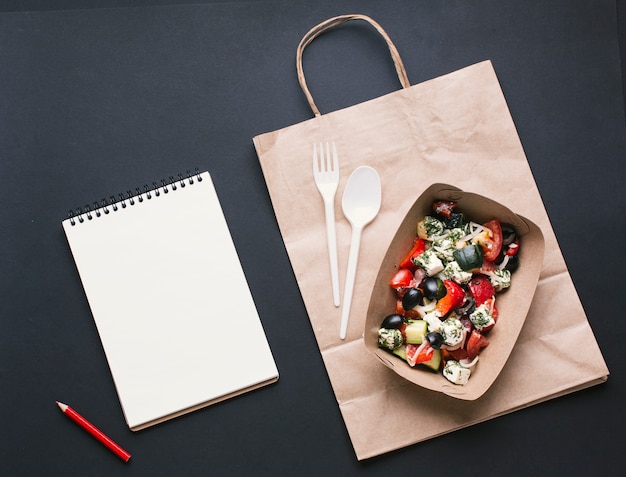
364 183 545 400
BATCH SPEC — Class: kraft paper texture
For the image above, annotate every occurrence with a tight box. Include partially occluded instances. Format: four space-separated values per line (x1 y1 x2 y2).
252 15 608 460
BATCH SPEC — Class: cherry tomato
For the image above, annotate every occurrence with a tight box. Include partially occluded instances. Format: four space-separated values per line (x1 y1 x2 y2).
389 268 415 295
466 330 489 360
468 275 495 306
432 200 456 218
399 238 426 271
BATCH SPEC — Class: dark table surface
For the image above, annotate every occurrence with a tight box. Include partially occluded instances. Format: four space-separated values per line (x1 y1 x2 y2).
1 1 625 475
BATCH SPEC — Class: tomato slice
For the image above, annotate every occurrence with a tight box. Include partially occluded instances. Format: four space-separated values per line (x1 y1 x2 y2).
480 219 503 262
441 347 468 362
480 259 497 274
406 342 435 367
466 330 489 360
449 348 468 361
399 238 426 271
468 275 495 306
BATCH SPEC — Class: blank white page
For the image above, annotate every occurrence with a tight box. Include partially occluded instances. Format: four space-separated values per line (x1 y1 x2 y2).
62 171 278 430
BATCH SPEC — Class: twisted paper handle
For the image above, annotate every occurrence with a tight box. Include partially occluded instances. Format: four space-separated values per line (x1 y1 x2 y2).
296 14 411 117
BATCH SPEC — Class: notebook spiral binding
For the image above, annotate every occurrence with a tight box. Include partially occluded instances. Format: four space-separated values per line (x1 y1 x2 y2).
67 168 203 226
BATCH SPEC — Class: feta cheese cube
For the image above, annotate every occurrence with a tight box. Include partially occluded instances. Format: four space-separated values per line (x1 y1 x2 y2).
413 249 444 276
469 303 495 331
442 260 473 284
378 328 403 350
423 311 442 333
440 317 465 347
489 269 511 291
443 360 471 385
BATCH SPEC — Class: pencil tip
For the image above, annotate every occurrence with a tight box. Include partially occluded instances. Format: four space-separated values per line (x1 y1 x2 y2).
56 401 68 411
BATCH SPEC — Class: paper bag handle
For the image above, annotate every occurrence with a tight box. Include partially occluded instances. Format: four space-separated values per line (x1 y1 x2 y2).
296 14 411 117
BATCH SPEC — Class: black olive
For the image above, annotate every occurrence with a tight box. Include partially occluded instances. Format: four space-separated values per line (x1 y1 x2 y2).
380 314 404 329
457 296 476 315
426 332 444 349
501 224 517 246
445 212 465 229
504 255 520 273
401 288 423 310
422 277 446 301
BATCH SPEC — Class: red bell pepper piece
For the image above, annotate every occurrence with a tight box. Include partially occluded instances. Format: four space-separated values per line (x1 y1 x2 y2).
435 279 465 316
505 239 520 256
399 238 426 271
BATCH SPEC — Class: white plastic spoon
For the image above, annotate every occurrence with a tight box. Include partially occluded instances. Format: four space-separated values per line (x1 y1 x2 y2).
339 166 382 340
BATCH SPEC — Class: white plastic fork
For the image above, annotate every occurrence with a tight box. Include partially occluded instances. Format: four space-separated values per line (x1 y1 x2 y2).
313 142 341 307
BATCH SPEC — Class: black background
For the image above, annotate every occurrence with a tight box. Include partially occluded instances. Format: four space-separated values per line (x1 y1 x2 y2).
1 1 625 475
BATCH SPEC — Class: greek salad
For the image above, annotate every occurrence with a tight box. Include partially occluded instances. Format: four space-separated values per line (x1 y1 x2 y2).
377 200 521 385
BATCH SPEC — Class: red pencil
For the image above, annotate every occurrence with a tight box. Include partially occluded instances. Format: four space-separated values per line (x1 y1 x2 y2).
56 401 131 462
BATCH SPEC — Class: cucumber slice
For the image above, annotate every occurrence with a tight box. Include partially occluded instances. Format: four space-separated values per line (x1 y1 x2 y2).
405 320 428 344
392 345 407 361
453 244 483 271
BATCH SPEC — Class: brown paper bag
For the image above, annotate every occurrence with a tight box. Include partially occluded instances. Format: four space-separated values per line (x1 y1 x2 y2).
253 14 608 460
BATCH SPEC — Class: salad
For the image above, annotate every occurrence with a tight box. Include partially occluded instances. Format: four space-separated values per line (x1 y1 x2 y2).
377 200 521 385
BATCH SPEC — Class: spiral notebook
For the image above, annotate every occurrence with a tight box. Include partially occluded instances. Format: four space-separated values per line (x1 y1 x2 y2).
62 170 278 431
